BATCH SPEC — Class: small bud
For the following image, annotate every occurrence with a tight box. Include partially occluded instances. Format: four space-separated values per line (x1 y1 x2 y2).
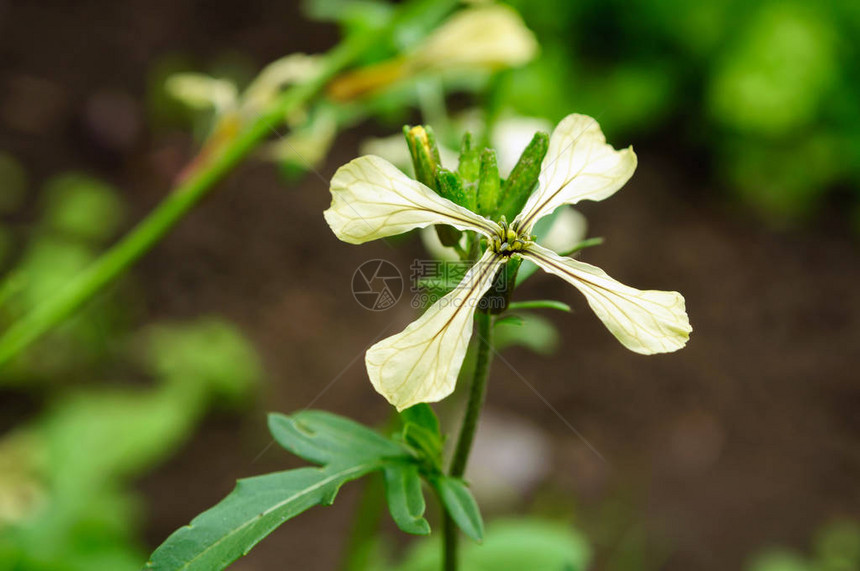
476 148 501 217
404 125 442 190
434 168 469 247
495 131 549 220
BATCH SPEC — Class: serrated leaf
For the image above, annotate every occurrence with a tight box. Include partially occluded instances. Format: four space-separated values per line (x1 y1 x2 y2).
384 463 430 535
268 410 406 466
144 464 378 570
147 411 413 571
433 476 484 542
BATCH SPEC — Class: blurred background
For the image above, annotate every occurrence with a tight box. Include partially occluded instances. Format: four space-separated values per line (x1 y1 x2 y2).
1 0 859 569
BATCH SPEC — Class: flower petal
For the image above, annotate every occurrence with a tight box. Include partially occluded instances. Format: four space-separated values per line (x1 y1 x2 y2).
515 114 637 233
325 155 498 244
522 243 691 354
411 5 538 72
366 250 505 410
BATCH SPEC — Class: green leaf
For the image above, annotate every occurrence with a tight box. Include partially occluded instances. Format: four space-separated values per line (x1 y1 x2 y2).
396 518 592 571
147 411 413 571
384 463 430 535
507 300 571 312
494 313 560 355
400 404 443 470
433 476 484 542
144 464 379 570
399 404 440 436
268 410 406 466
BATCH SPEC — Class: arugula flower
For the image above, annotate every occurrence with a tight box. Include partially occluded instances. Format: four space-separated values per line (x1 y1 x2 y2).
325 114 692 410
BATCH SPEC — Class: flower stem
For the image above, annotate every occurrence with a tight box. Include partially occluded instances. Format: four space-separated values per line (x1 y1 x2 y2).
443 309 493 570
0 0 458 368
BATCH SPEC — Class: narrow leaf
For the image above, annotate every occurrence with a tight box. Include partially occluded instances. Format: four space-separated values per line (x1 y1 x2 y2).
434 476 484 542
384 463 430 535
507 300 571 312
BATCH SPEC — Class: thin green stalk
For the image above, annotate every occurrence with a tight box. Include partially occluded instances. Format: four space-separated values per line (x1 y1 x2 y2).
0 0 458 368
443 310 494 570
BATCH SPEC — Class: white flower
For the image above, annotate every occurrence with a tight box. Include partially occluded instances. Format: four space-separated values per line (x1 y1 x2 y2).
409 5 538 73
325 114 692 410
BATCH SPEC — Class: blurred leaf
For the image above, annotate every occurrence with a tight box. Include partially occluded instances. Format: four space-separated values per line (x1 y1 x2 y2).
147 319 261 405
709 2 836 137
396 518 591 571
494 312 560 355
747 549 810 571
814 519 860 569
42 174 124 243
384 463 430 535
432 476 483 542
0 152 28 214
507 300 571 312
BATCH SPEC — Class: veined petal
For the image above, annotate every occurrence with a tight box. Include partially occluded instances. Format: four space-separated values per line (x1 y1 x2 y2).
366 250 505 410
516 114 637 233
522 243 691 354
325 155 498 244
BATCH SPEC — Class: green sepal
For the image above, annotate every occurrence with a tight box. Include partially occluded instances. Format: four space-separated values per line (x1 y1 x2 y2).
384 462 431 535
404 124 441 190
433 476 484 542
495 132 549 221
476 149 501 217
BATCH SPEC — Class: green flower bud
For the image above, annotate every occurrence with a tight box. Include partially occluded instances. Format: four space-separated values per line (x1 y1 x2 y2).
495 131 548 221
404 125 442 190
476 148 501 217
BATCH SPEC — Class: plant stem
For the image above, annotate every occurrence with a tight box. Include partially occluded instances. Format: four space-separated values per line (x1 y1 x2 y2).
0 0 458 368
443 310 494 570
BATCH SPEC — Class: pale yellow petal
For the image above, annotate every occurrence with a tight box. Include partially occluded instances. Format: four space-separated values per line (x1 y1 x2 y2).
366 250 505 410
516 114 637 233
411 5 538 72
325 155 497 244
523 243 691 354
165 73 238 113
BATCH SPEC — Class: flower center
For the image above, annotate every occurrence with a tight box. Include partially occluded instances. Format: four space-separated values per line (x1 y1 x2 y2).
489 219 531 258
